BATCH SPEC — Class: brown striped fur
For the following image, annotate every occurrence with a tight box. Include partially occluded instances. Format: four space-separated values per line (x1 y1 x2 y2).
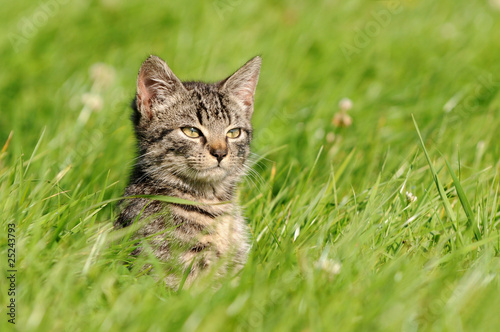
115 55 261 288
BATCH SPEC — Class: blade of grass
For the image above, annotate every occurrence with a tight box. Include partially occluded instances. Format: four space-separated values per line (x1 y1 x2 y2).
412 115 461 244
334 148 356 183
441 155 481 240
24 127 45 176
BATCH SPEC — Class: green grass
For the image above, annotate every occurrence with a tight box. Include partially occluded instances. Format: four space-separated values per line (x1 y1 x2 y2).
1 0 500 331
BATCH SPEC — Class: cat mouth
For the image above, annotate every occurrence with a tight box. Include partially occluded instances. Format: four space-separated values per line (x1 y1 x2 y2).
190 165 228 182
203 165 227 173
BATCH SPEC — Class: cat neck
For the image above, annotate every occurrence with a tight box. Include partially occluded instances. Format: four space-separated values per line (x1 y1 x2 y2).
129 165 236 203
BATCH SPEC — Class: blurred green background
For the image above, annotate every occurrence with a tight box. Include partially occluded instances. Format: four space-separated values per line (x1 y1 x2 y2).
2 0 498 172
1 0 500 331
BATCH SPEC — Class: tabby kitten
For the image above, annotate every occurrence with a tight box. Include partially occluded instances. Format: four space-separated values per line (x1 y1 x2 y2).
114 55 261 288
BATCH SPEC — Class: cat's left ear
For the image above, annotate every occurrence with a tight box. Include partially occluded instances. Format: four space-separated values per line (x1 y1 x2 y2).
219 56 261 117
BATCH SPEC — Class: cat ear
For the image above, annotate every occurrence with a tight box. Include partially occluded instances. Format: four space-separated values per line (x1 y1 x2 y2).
136 55 186 119
219 56 261 116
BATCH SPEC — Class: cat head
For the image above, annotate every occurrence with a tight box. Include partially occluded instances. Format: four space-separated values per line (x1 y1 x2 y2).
132 55 261 185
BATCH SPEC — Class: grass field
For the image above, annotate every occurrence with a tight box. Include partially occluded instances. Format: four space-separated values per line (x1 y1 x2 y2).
1 0 500 331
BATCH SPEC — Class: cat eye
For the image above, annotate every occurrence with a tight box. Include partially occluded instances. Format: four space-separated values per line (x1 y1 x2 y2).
182 127 202 138
226 128 241 138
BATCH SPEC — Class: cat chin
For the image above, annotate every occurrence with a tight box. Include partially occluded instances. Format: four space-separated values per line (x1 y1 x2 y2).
193 166 229 183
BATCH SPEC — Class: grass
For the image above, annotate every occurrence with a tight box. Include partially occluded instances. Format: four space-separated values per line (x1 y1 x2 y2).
1 0 500 331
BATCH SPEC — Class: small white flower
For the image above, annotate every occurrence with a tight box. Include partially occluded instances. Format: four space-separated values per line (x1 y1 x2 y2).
338 98 353 112
315 258 342 277
90 63 116 89
332 112 352 127
405 191 417 204
81 93 103 111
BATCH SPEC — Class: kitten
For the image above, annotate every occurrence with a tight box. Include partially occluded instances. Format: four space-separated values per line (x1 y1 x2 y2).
114 55 261 288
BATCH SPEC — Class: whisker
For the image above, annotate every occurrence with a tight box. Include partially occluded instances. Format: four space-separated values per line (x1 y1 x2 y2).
131 150 157 163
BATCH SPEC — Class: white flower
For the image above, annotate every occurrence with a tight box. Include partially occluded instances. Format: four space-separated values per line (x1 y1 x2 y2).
405 191 417 204
89 63 116 89
332 112 352 127
326 132 335 143
81 93 103 111
338 97 353 112
315 258 342 277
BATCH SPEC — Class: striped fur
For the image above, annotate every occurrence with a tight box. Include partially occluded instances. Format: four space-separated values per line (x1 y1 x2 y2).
115 55 261 288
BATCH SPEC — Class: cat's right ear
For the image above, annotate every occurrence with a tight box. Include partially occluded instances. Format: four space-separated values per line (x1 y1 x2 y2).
219 56 261 118
136 55 186 119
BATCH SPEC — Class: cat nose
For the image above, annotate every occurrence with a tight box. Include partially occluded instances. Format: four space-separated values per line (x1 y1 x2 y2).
209 147 228 162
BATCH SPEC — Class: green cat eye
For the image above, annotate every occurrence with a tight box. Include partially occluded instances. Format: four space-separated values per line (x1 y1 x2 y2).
227 128 241 138
182 127 202 138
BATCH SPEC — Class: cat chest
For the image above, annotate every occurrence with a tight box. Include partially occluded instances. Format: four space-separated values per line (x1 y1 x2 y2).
168 203 240 253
